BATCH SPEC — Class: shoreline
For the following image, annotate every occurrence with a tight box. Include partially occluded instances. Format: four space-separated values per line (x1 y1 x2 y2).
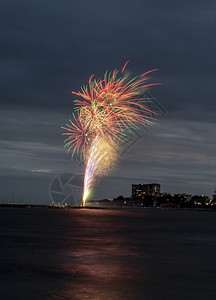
1 203 216 212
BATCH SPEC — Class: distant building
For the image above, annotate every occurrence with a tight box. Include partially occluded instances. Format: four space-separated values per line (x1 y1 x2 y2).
132 183 160 199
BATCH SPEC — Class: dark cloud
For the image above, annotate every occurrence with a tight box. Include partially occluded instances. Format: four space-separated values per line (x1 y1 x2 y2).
1 0 216 202
1 0 216 112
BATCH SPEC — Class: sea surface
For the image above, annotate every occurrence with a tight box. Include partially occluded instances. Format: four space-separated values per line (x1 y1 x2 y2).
1 207 216 300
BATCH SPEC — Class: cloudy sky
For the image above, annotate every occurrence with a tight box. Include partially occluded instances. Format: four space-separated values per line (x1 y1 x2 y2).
1 0 216 204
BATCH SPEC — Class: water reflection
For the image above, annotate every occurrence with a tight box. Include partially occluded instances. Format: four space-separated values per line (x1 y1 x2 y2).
2 208 215 300
50 209 148 299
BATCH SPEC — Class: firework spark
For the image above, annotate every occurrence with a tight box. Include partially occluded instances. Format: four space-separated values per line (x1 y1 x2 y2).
62 63 160 205
82 135 117 204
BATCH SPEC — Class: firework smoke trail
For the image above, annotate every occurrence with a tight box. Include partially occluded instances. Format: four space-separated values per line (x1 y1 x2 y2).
62 62 160 206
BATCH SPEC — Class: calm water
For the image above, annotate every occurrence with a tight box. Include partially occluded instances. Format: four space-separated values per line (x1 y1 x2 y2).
1 207 216 300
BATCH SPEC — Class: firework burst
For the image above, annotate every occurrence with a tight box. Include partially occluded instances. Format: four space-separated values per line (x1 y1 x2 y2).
62 62 160 205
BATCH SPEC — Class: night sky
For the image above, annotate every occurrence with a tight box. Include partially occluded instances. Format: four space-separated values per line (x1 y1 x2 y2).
1 0 216 204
